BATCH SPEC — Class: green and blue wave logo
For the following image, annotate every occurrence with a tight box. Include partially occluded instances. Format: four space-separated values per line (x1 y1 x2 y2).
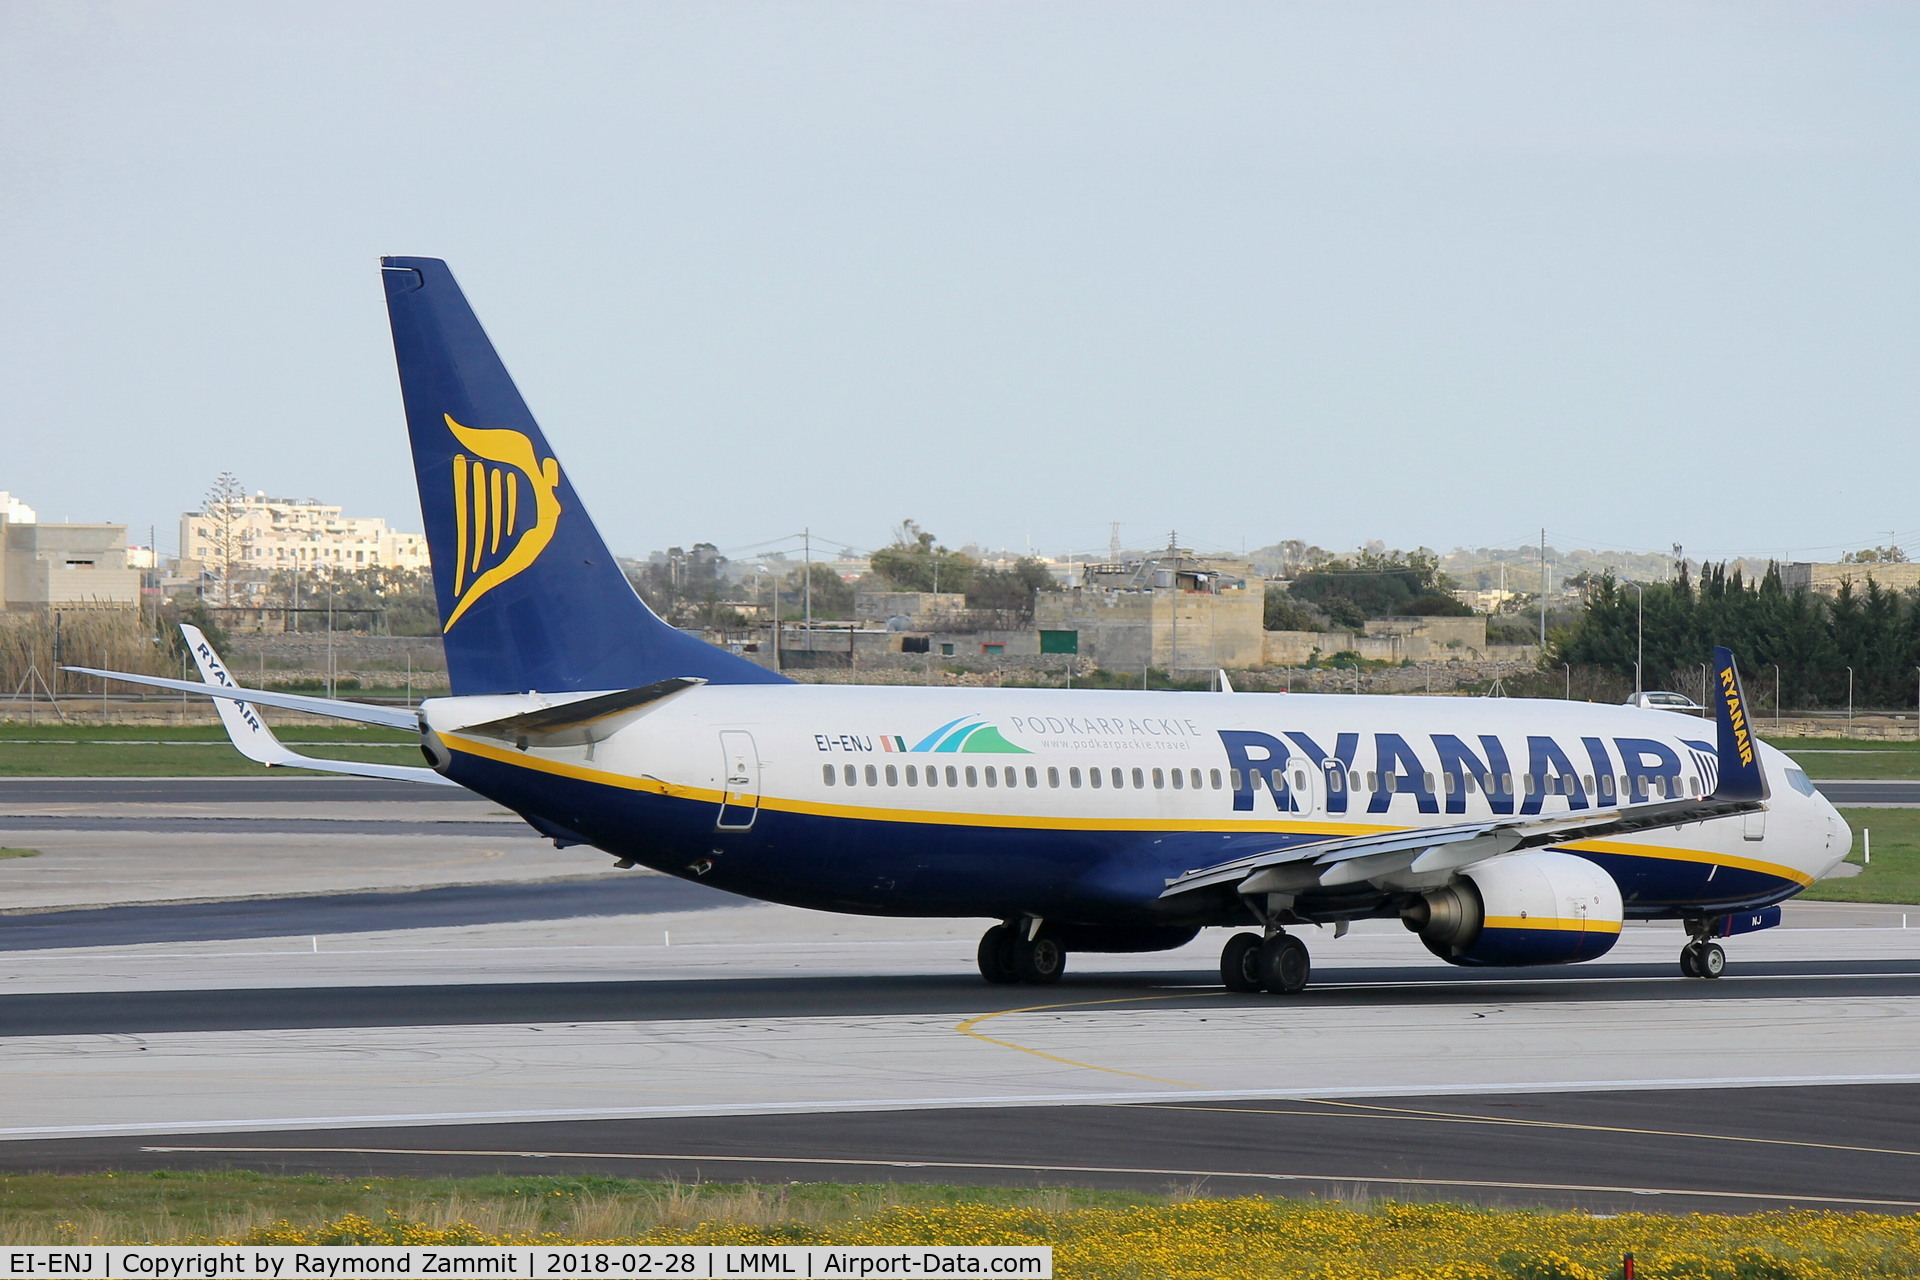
884 715 1031 755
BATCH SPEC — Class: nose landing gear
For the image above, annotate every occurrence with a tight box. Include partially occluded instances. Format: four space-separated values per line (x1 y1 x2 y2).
1680 939 1726 979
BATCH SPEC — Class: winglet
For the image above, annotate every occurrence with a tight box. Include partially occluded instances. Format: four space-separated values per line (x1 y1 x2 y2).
1710 645 1767 801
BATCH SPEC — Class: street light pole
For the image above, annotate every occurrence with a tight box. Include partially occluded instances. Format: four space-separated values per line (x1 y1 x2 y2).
1773 664 1782 729
1847 665 1854 738
1630 582 1645 697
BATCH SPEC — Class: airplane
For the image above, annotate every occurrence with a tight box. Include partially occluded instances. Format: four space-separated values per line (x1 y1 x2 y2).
71 256 1855 993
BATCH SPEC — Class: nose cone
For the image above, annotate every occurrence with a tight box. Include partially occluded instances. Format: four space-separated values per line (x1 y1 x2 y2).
1817 793 1854 878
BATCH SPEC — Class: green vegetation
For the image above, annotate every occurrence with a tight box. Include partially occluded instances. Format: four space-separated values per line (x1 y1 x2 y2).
1559 565 1920 711
1766 738 1920 780
1798 808 1920 905
0 1172 1158 1245
1284 549 1470 628
0 722 417 777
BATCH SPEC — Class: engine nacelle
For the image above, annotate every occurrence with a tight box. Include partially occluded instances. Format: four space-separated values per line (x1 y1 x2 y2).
1402 850 1623 967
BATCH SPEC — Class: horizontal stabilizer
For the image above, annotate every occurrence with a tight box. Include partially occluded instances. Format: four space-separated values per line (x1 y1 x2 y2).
62 665 418 730
454 676 705 747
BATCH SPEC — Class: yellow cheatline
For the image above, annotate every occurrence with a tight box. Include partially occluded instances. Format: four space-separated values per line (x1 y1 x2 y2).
1561 837 1813 886
955 994 1211 1087
451 455 469 595
1140 1098 1920 1162
440 737 1809 885
1481 915 1622 934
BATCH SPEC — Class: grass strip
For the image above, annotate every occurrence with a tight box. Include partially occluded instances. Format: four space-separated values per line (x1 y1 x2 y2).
1798 808 1920 905
4 1173 1917 1277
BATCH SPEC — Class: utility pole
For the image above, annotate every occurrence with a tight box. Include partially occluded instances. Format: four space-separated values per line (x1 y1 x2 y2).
803 528 812 656
1538 528 1547 647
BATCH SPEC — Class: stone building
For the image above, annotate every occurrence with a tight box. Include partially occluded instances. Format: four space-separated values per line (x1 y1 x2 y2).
1779 561 1920 597
1032 551 1263 672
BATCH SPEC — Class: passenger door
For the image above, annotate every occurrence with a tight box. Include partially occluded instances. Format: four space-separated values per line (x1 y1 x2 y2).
716 730 761 830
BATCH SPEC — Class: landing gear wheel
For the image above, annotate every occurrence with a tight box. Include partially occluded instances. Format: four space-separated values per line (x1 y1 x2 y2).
1221 932 1263 992
977 925 1021 985
1014 931 1066 985
1697 941 1726 979
1258 933 1311 994
1679 943 1701 978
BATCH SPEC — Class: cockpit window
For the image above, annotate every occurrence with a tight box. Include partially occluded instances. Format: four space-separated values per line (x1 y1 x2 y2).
1784 767 1818 797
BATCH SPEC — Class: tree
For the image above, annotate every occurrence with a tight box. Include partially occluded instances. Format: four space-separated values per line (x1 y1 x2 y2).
869 520 977 594
1263 586 1326 632
967 558 1057 617
1287 548 1462 620
199 472 253 606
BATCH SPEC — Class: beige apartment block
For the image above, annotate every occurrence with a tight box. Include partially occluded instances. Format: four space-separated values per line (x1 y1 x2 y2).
1779 561 1920 597
178 494 431 587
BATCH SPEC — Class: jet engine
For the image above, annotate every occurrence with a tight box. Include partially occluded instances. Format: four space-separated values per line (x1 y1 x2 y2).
1402 850 1623 967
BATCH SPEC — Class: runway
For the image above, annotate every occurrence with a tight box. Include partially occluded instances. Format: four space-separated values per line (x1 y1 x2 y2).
2 774 1918 1212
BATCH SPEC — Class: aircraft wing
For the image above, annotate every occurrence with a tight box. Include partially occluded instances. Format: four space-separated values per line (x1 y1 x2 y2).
168 625 454 786
1163 644 1770 900
62 662 418 729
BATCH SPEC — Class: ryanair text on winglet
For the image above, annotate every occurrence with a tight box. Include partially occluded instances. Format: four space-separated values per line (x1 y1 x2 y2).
1719 664 1755 767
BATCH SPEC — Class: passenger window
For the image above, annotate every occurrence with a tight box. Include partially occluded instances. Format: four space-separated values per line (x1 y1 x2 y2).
1523 774 1536 796
1600 774 1614 797
1089 767 1102 789
1464 774 1477 793
1192 769 1204 789
1267 768 1282 793
1350 772 1361 792
1366 771 1377 791
1443 772 1456 796
1007 766 1019 787
823 764 836 785
865 764 878 787
1170 768 1184 790
966 766 979 787
885 765 898 787
1029 767 1041 788
1501 773 1513 793
1384 774 1397 794
844 764 857 786
984 767 997 788
1295 770 1307 792
1070 767 1082 788
1152 768 1165 789
1423 772 1434 792
1582 774 1593 792
1229 769 1243 790
906 765 918 786
1131 767 1145 789
1328 769 1345 794
1210 769 1223 789
946 765 960 787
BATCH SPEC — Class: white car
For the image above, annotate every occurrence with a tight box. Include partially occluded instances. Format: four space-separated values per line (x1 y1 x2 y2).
1623 690 1707 713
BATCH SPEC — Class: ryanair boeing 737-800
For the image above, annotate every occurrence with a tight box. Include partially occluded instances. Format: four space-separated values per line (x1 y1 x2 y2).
74 257 1854 993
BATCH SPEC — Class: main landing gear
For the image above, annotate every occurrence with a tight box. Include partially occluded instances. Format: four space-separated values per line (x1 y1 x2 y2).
977 921 1066 985
1220 930 1310 994
1679 938 1726 979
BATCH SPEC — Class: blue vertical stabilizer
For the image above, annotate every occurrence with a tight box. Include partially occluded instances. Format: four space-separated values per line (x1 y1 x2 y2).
381 257 789 694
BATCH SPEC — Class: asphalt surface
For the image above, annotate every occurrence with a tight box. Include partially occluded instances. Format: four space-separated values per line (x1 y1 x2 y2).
4 959 1916 1036
0 875 749 949
1811 779 1920 804
3 1083 1914 1213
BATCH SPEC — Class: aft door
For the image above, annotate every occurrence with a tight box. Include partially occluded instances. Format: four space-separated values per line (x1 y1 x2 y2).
716 730 761 830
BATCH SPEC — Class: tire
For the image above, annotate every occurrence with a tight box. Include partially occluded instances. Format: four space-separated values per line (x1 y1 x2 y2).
1698 942 1726 979
1679 944 1701 978
1221 932 1263 992
1015 931 1067 985
1259 934 1311 994
977 925 1021 985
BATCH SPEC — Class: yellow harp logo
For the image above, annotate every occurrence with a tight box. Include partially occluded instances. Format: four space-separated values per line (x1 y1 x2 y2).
444 414 562 632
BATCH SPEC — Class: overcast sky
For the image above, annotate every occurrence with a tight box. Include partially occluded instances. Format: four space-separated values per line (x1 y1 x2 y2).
3 2 1916 565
